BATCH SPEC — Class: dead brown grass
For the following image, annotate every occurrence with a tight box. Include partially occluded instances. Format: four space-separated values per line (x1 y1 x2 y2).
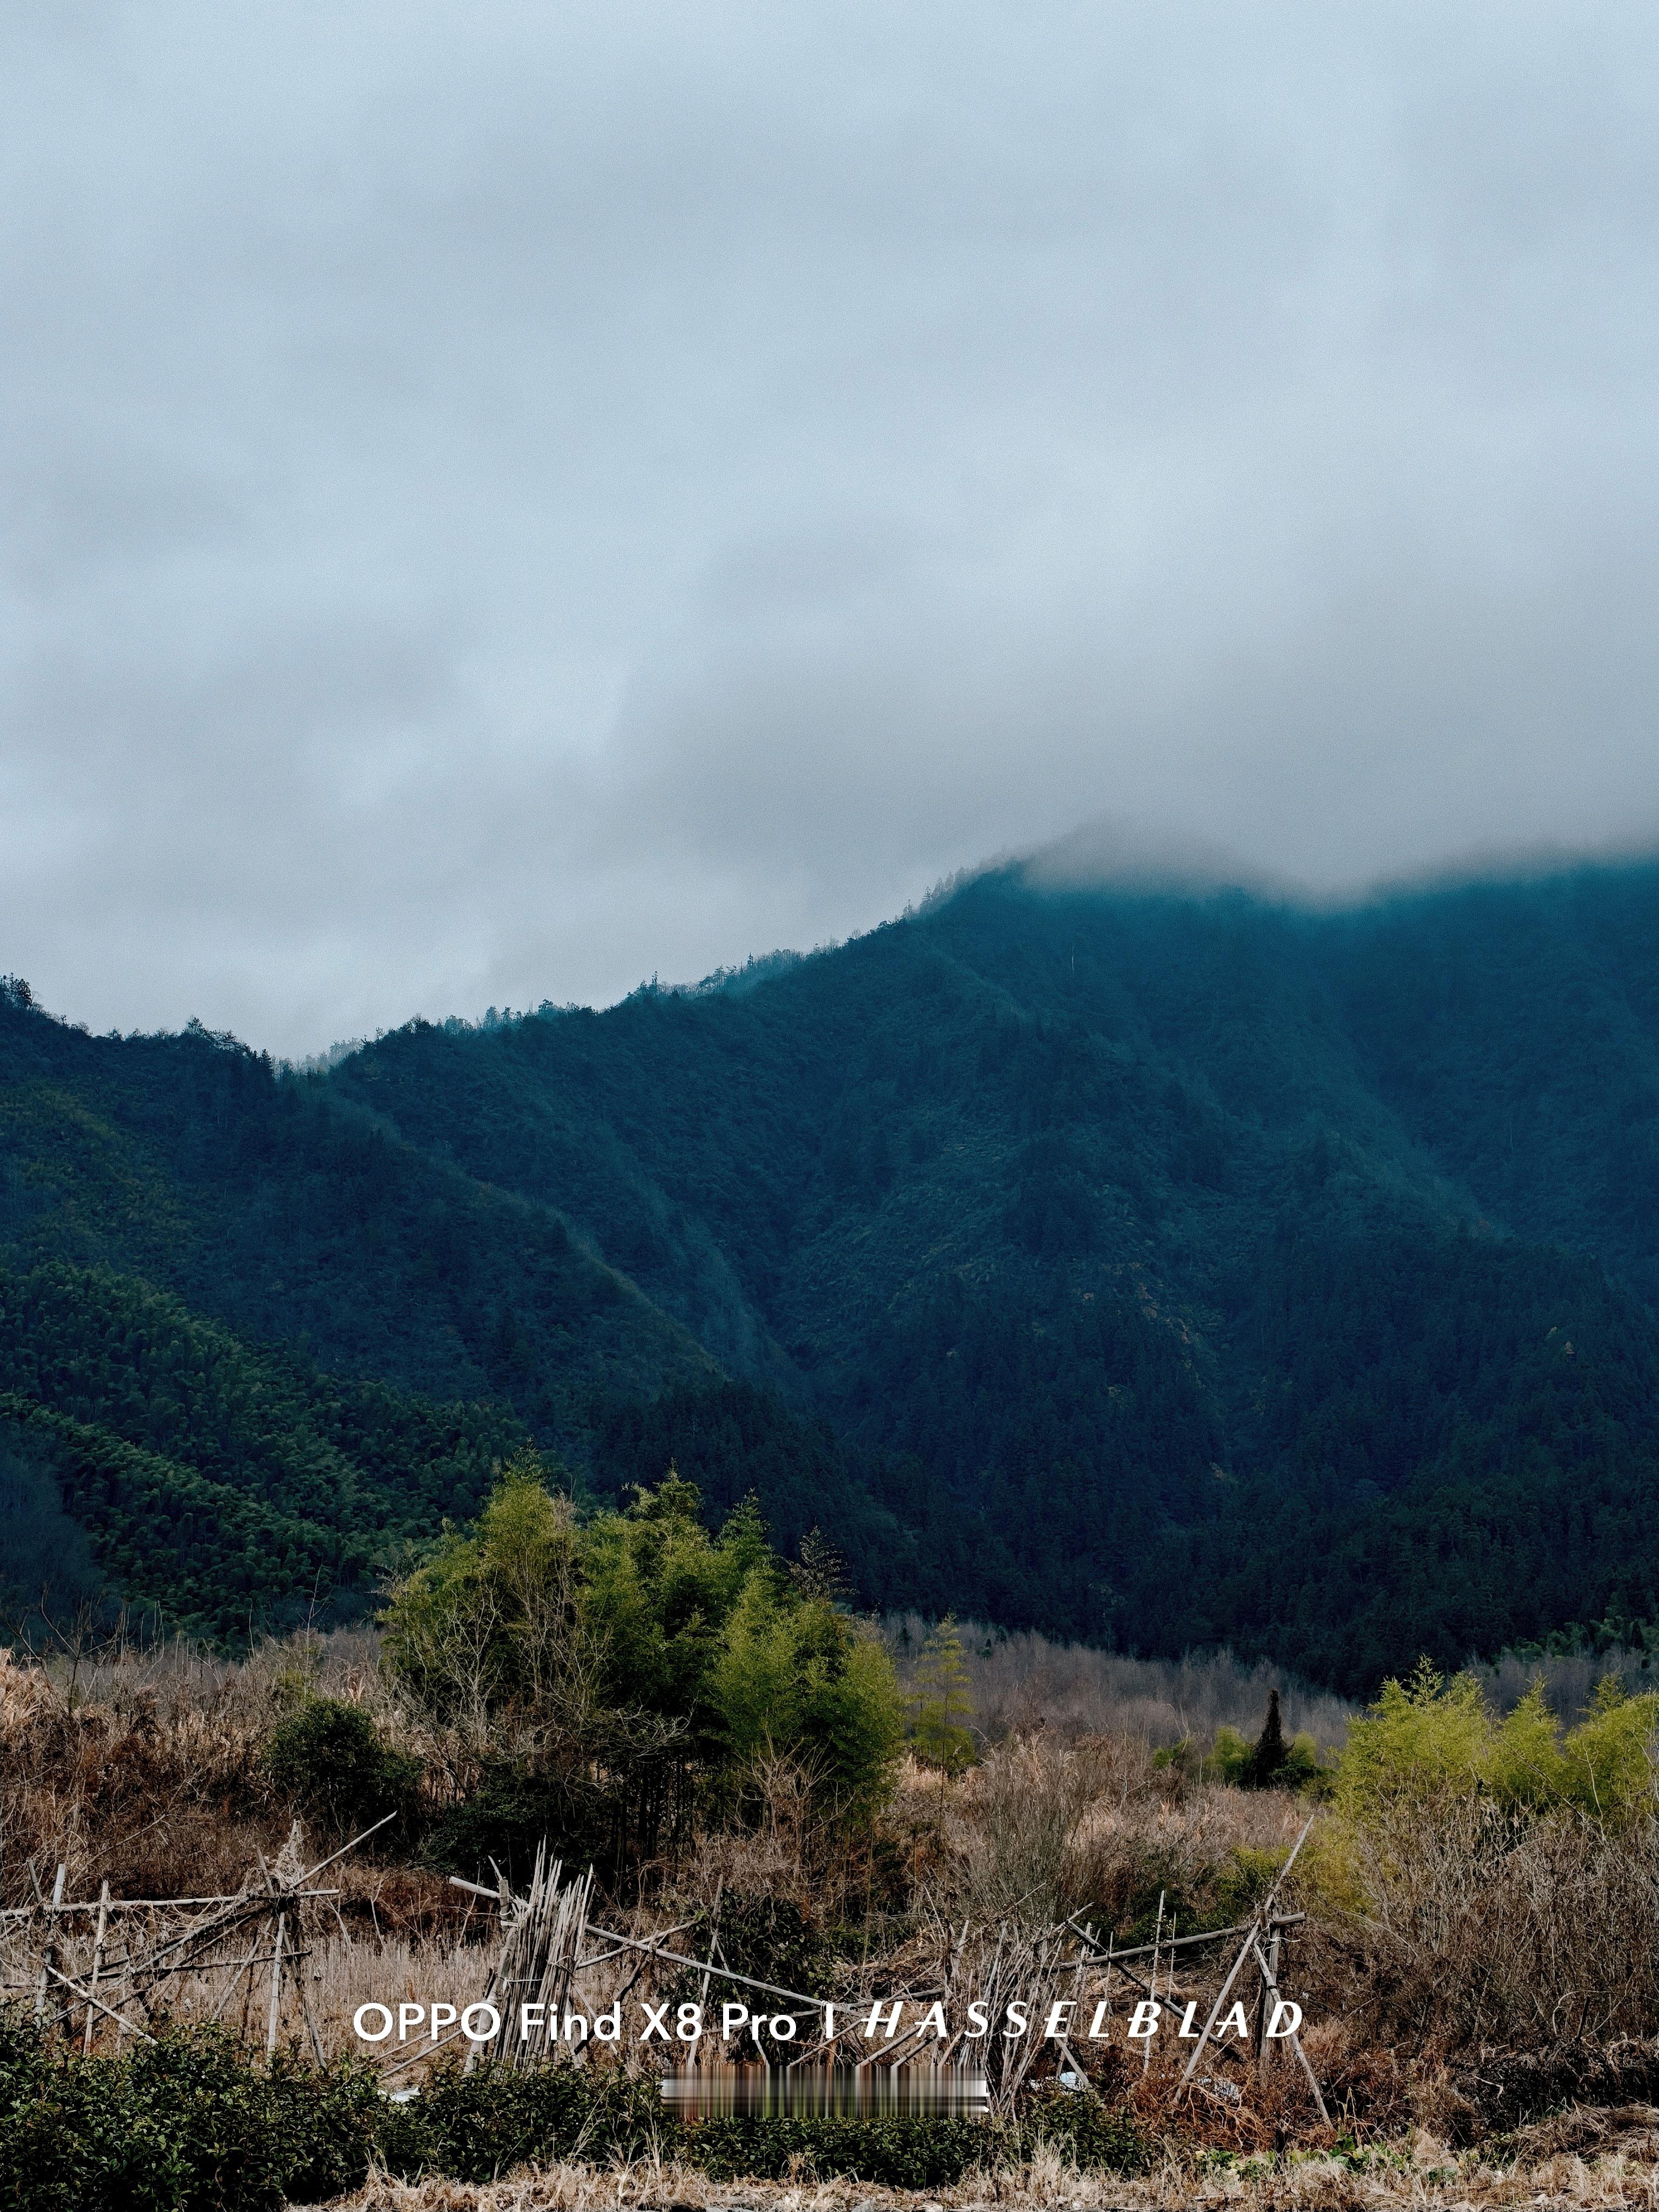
884 1619 1355 1754
0 1628 473 1913
1332 1794 1659 2058
0 1640 272 1902
313 2108 1659 2212
12 1626 1659 2187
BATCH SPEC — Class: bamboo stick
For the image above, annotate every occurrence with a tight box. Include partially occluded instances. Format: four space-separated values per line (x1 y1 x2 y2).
83 1880 110 2054
294 1811 398 1886
448 1881 830 2018
698 1877 724 2014
265 1913 286 2057
1175 1921 1259 2100
1144 1891 1164 2076
1255 1926 1281 2082
1250 1938 1328 2123
0 1890 340 1918
1065 1911 1303 1964
33 1863 65 2024
45 1963 156 2045
205 1937 266 2026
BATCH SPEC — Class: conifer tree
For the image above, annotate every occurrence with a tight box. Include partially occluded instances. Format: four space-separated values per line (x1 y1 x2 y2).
910 1613 976 1775
1246 1686 1287 1787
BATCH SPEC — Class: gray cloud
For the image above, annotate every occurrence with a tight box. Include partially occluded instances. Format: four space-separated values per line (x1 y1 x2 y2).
3 1 1658 1052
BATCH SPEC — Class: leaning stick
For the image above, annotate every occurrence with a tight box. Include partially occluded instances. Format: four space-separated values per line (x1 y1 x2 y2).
34 1863 65 2024
1144 1891 1164 2075
1251 1939 1330 2124
294 1954 328 2067
699 1877 725 2014
1175 1921 1259 2100
1055 2032 1104 2102
1259 1816 1316 1921
206 1937 266 2026
378 2020 474 2079
1176 1813 1317 2103
610 1918 699 2005
294 1811 398 1887
45 1964 156 2045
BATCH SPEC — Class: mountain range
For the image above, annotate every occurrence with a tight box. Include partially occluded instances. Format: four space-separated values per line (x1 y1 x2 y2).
9 852 1659 1691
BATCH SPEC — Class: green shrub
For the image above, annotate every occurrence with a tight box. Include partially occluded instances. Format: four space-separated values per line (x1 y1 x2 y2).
0 2010 104 2212
666 1893 830 2000
1336 1660 1659 1824
0 2013 382 2212
1279 1730 1325 1786
683 2092 1147 2184
1011 2083 1151 2171
262 2050 386 2205
260 1697 420 1835
0 2018 1145 2202
1203 1724 1251 1785
374 2061 663 2182
416 1761 610 1886
1213 1843 1287 1920
375 2059 1143 2188
381 2071 993 2189
683 2115 990 2186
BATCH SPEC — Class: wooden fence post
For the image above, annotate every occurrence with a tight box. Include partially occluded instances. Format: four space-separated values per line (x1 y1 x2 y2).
33 1863 65 2025
265 1912 286 2058
84 1880 110 2054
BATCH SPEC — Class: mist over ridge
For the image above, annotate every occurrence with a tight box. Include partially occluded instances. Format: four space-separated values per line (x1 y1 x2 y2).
649 825 1659 1010
10 5 1659 1053
1014 816 1659 916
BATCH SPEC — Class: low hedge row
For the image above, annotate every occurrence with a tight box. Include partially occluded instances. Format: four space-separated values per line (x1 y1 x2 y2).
0 2014 1150 2209
0 2019 379 2212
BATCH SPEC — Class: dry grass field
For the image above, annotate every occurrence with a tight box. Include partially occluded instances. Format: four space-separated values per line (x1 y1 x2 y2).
322 2105 1659 2212
6 1622 1659 2207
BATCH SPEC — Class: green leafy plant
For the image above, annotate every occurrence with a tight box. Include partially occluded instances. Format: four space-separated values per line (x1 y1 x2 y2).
382 1461 905 1875
1335 1659 1659 1824
0 2013 382 2212
908 1614 977 1775
259 1697 420 1836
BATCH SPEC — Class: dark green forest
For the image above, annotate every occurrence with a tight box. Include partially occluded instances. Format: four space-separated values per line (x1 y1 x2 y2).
12 857 1659 1690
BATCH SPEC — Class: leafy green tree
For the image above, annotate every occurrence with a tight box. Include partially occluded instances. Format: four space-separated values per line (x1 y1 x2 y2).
908 1614 976 1775
379 1447 599 1764
711 1582 904 1810
381 1462 904 1863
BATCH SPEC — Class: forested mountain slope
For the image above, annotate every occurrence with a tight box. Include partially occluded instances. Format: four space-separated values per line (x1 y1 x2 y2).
0 981 897 1634
322 860 1659 1689
0 1260 524 1638
0 979 710 1438
11 860 1659 1689
1327 872 1659 1302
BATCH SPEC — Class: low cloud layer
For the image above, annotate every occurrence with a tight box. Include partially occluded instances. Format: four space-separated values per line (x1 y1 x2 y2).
4 3 1659 1052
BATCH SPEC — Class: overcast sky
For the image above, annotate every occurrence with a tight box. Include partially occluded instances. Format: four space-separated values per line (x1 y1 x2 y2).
4 3 1659 1053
